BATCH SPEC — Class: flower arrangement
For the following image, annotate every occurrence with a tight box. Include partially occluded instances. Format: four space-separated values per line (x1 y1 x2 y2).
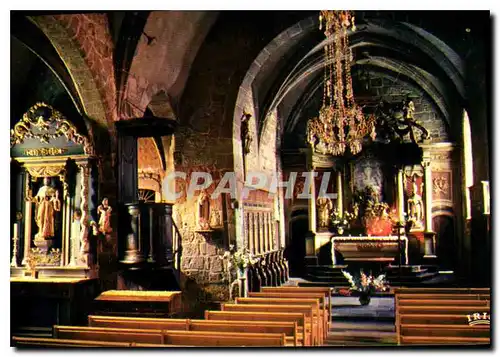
26 247 62 274
341 269 390 294
220 245 260 272
330 210 349 234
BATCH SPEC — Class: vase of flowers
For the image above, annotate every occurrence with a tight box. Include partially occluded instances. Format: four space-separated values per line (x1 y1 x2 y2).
341 269 390 306
219 245 260 280
331 210 349 235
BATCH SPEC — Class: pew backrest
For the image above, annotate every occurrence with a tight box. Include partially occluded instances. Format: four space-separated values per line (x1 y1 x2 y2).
204 310 309 346
88 315 189 330
162 330 286 347
53 325 165 344
221 303 316 345
12 336 168 348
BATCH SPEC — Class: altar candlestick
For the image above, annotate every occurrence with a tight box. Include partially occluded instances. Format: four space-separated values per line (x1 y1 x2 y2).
11 223 19 267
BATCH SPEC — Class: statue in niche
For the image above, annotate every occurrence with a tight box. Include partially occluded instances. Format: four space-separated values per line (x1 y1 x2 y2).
317 196 333 229
198 190 211 230
241 112 252 155
407 180 424 228
97 197 113 234
33 177 61 241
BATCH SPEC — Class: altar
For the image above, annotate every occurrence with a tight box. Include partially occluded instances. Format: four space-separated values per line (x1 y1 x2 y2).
331 235 408 266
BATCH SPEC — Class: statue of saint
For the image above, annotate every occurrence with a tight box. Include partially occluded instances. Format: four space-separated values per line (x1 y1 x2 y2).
317 196 333 229
97 197 113 234
34 177 61 240
407 181 424 224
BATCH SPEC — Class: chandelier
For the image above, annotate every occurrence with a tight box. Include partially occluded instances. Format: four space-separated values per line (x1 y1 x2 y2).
307 10 376 156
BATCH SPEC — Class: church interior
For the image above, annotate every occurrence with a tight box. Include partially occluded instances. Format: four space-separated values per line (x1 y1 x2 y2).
10 10 491 347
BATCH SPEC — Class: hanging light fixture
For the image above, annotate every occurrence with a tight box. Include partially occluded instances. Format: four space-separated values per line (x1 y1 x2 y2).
307 10 376 156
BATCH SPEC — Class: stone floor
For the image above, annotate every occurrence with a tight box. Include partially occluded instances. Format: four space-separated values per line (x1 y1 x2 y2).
331 296 394 319
325 296 397 346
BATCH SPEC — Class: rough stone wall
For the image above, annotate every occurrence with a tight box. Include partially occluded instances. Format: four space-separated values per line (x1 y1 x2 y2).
54 14 118 123
258 110 278 177
358 71 450 143
173 13 307 311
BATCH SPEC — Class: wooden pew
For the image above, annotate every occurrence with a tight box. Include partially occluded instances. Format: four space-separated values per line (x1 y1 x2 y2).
235 297 325 344
89 315 301 346
12 336 167 347
394 288 490 295
248 291 330 334
89 315 189 330
54 325 286 347
260 286 333 323
205 310 310 346
400 313 488 325
398 306 490 315
399 336 490 346
54 325 165 344
161 330 287 347
221 303 318 346
187 320 300 347
400 324 490 338
395 288 490 346
397 299 489 307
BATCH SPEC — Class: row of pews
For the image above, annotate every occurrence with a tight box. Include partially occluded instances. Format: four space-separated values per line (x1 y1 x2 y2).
395 287 491 346
12 286 332 348
247 250 289 292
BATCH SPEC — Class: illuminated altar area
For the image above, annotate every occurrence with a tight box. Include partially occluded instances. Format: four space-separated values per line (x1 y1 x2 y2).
10 103 101 278
299 11 439 269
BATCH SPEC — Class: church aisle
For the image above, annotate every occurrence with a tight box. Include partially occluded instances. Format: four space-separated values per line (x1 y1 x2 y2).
325 296 397 346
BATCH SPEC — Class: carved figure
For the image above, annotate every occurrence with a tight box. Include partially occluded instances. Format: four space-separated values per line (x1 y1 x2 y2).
407 181 424 224
375 98 430 144
241 113 252 155
198 190 211 230
317 196 333 228
97 197 113 234
33 177 61 239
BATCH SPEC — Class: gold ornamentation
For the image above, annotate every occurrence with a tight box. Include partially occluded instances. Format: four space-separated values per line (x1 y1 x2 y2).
24 147 67 156
11 102 94 155
78 163 91 267
25 165 65 178
307 11 376 156
356 243 384 251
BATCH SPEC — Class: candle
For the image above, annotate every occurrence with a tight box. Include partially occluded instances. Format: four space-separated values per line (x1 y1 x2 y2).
13 223 18 239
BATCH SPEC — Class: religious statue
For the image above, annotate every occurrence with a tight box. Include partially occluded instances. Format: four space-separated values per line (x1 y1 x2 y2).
407 181 424 227
33 177 61 240
241 112 252 155
317 196 333 229
197 190 211 230
97 197 113 234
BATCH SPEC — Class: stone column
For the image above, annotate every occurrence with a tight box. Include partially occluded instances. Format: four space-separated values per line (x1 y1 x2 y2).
397 169 405 224
308 170 317 233
22 173 32 266
337 170 343 216
259 212 265 254
252 212 258 254
423 160 437 258
247 212 254 253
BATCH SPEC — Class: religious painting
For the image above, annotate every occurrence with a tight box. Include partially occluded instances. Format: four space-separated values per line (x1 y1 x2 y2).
352 156 384 199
